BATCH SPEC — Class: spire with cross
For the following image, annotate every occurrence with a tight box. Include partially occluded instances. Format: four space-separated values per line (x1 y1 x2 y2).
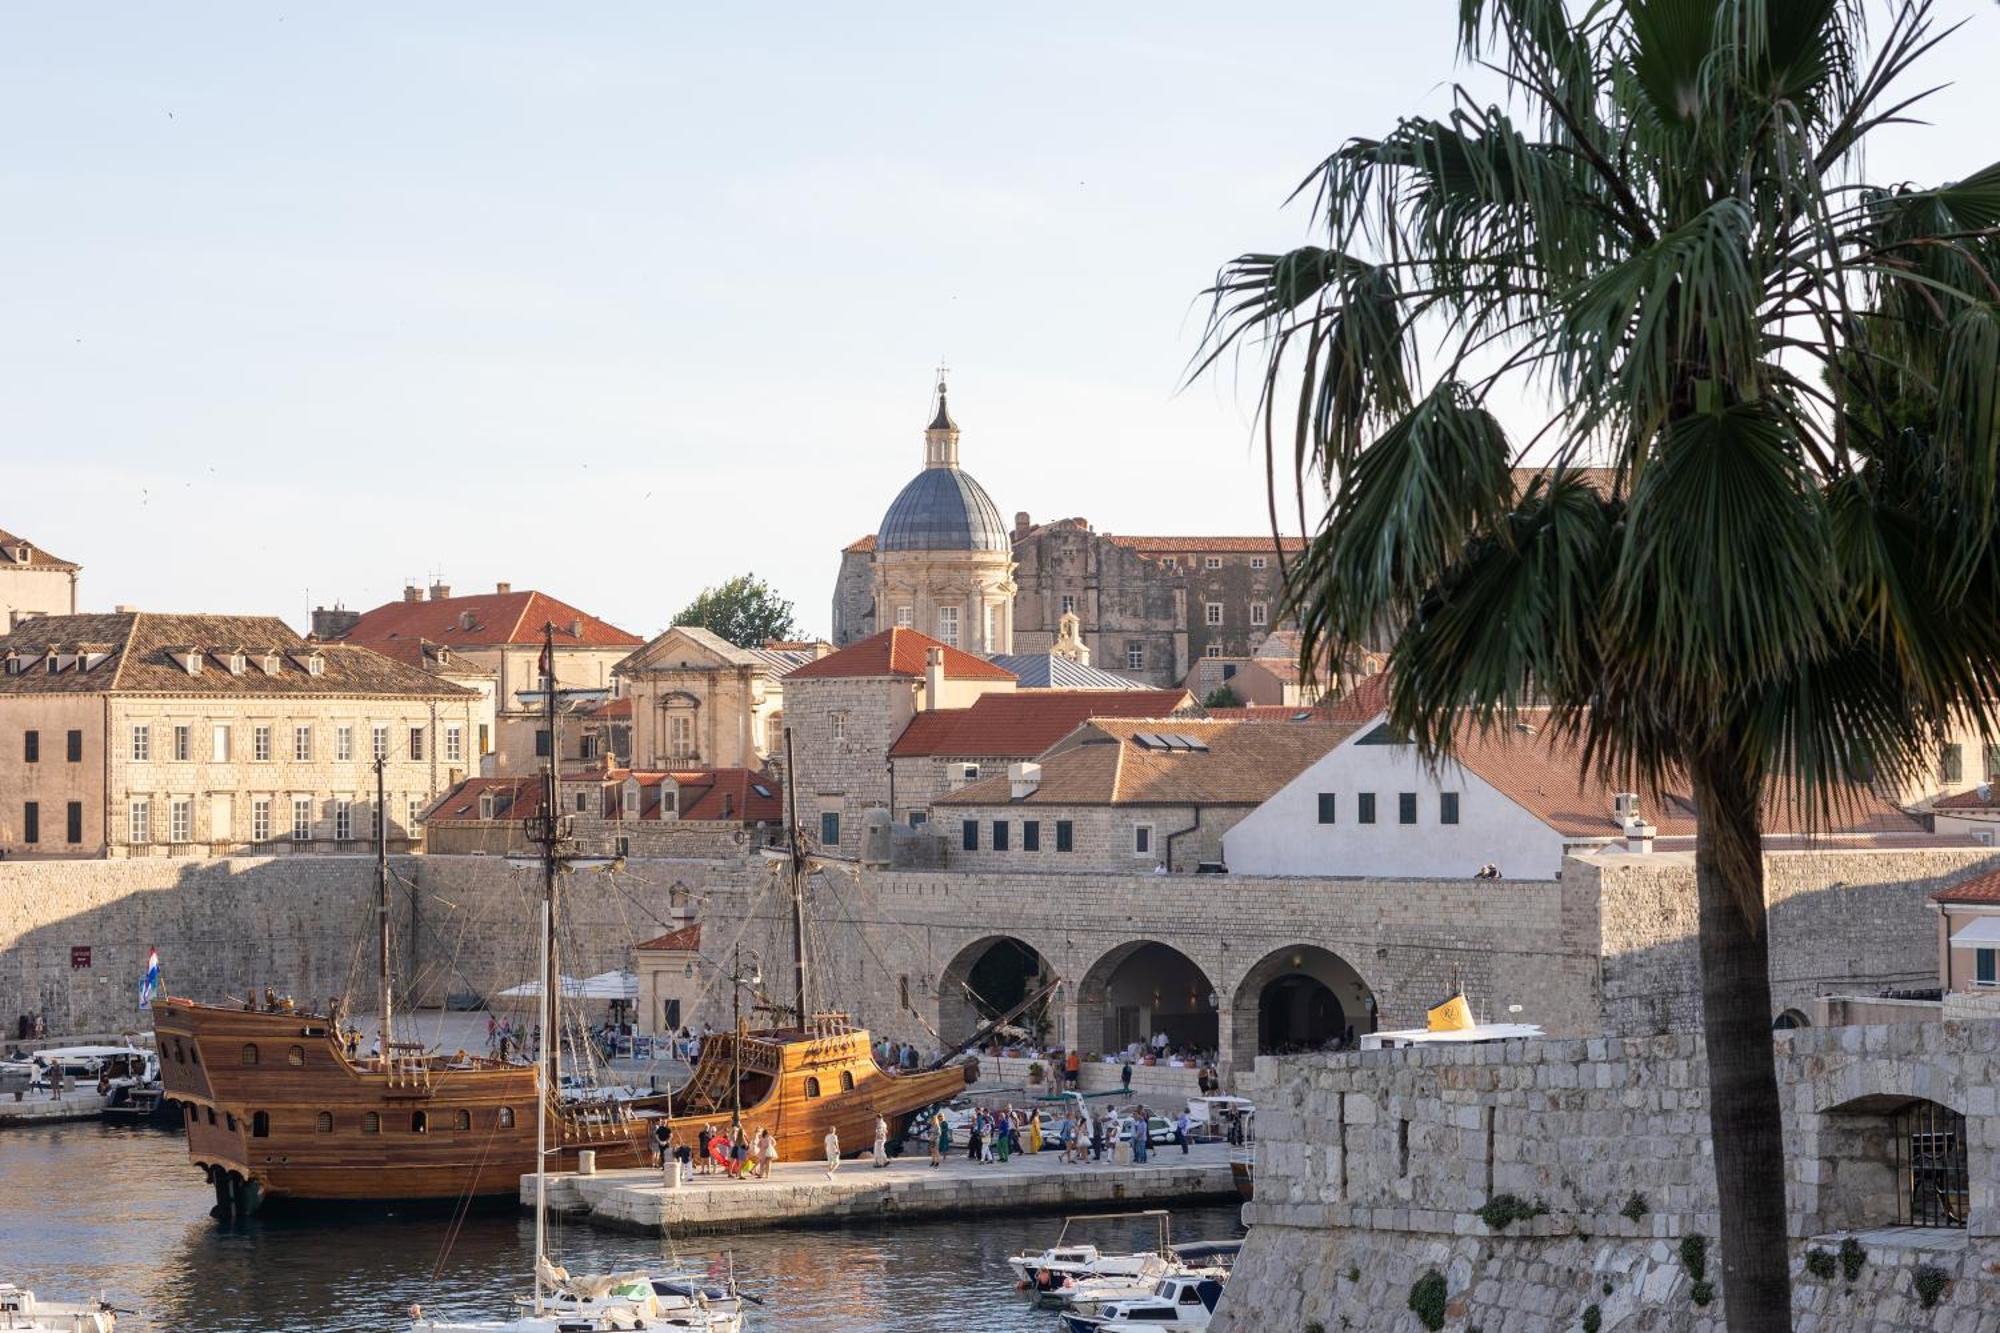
925 360 960 464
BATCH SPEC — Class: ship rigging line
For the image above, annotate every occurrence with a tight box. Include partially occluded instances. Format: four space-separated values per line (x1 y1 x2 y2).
806 864 950 1047
429 1108 510 1286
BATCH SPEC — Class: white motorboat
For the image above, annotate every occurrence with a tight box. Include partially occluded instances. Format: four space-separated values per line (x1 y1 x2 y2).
1050 1255 1175 1314
0 1282 121 1332
1059 1243 1238 1317
1061 1274 1225 1333
512 1265 743 1333
1008 1209 1174 1287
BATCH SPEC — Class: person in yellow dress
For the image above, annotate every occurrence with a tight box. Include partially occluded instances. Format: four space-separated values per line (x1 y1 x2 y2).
1027 1110 1043 1154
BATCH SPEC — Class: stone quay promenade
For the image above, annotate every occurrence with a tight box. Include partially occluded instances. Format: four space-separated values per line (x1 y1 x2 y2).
528 1140 1239 1235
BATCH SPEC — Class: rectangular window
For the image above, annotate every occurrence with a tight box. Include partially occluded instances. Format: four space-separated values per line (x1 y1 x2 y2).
575 792 589 812
408 727 425 761
829 712 846 743
478 724 490 755
894 605 912 627
291 796 312 841
1987 744 2000 781
373 725 390 761
1358 792 1377 824
22 802 38 845
1204 602 1223 626
1134 824 1153 856
334 800 352 841
1317 793 1337 824
1055 820 1074 852
372 802 383 837
128 798 151 845
962 820 979 851
819 811 840 846
252 725 272 762
670 715 693 757
212 724 231 762
1060 594 1077 616
1250 601 1268 626
1942 744 1964 783
22 730 37 763
1978 948 1997 987
1398 792 1417 825
336 725 354 762
1204 644 1223 658
66 729 81 762
936 605 959 647
130 725 151 762
534 729 551 758
445 726 464 763
1250 556 1267 570
406 797 422 832
992 820 1009 851
1204 556 1222 570
1126 643 1144 671
1440 792 1460 825
65 801 81 844
1022 820 1040 851
292 725 312 762
251 798 271 842
172 725 191 762
170 797 192 843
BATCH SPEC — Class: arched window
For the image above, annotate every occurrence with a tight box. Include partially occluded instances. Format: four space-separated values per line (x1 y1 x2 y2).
362 1112 380 1134
315 1112 334 1133
411 1110 428 1134
840 1069 856 1092
251 1111 269 1138
206 1106 216 1126
287 1044 305 1067
189 1042 199 1065
1773 1009 1811 1030
803 1076 821 1098
184 1104 196 1127
225 1113 236 1132
454 1109 471 1131
240 1043 259 1066
172 1038 184 1064
498 1106 515 1129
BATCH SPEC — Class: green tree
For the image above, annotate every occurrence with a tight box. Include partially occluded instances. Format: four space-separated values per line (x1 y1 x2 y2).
1196 4 2000 1328
1203 684 1244 708
671 574 798 647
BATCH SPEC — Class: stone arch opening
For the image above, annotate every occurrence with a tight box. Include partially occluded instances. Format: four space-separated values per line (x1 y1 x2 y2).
936 935 1055 1049
1228 945 1377 1073
1075 941 1218 1061
1774 1008 1811 1030
1816 1094 1969 1231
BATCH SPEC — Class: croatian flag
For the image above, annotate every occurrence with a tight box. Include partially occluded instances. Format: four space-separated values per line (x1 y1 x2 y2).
138 947 161 1012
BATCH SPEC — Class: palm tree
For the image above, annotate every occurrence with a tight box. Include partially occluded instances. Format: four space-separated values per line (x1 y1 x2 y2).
1195 3 2000 1328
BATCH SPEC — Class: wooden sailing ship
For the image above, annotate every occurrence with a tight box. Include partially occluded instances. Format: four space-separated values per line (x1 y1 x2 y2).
152 624 973 1214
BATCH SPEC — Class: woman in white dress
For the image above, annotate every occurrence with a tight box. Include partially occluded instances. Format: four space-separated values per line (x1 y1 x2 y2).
823 1126 841 1178
871 1115 890 1167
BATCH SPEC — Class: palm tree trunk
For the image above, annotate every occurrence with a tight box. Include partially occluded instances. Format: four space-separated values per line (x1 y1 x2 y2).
1690 752 1792 1331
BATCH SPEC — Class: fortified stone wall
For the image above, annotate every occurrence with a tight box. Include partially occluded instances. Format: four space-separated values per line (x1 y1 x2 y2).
1218 1021 2000 1332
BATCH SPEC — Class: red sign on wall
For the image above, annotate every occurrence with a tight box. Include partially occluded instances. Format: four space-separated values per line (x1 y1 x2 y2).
70 946 91 970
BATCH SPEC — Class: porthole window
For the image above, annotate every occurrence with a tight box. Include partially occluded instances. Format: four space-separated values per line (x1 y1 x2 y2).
206 1107 216 1126
173 1038 185 1064
240 1043 259 1066
840 1070 856 1092
189 1042 200 1066
412 1111 428 1134
287 1045 305 1067
803 1077 821 1098
225 1112 237 1132
498 1107 515 1129
251 1111 269 1138
454 1109 471 1132
316 1112 333 1133
363 1112 380 1134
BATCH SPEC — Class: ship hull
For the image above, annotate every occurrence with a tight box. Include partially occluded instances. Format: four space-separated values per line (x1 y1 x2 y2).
152 999 968 1207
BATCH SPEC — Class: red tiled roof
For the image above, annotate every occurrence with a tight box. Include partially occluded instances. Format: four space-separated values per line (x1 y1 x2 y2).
1103 535 1306 554
1934 787 1999 811
353 637 495 675
1202 705 1343 722
890 689 1194 759
1933 868 2000 904
596 767 783 823
426 777 548 822
0 526 80 571
340 590 641 649
584 696 633 719
785 627 1016 682
637 923 703 952
845 535 878 554
1324 671 1391 722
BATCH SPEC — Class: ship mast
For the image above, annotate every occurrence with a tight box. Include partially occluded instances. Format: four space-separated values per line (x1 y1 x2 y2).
374 753 392 1065
538 621 562 1096
783 725 809 1026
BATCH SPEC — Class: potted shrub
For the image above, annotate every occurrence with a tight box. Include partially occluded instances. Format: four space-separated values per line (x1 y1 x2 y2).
1027 1061 1046 1089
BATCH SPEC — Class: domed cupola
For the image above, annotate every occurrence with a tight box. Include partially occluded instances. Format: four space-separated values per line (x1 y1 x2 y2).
875 378 1011 553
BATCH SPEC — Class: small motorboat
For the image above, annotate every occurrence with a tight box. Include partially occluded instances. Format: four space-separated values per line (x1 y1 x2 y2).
1061 1275 1225 1333
1052 1256 1176 1315
511 1265 744 1333
1060 1243 1237 1317
1007 1209 1173 1287
0 1282 123 1332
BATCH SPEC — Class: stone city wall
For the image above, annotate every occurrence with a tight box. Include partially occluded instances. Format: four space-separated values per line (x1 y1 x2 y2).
1218 1020 2000 1332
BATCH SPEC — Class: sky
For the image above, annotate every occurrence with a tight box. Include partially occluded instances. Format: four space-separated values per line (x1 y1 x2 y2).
5 4 1998 641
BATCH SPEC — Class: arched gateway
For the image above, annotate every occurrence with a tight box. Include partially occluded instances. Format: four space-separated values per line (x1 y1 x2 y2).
1227 944 1377 1074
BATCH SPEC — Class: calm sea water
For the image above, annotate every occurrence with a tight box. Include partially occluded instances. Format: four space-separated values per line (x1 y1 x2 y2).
0 1121 1243 1332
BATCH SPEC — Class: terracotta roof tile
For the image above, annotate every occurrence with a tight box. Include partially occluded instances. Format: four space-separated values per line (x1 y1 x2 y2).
1934 787 1999 811
0 526 80 571
637 923 703 952
0 613 473 699
937 717 1357 808
426 776 548 822
785 627 1016 682
352 636 495 676
890 689 1194 759
594 767 782 823
339 590 641 649
1932 868 2000 904
844 534 879 554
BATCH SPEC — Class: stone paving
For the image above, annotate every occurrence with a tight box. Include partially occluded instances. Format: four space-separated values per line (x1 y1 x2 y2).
532 1139 1240 1235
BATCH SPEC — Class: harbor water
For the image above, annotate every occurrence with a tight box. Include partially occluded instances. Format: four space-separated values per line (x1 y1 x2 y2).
1 1120 1245 1332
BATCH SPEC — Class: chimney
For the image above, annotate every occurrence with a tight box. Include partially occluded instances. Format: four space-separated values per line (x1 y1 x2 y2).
495 582 512 595
1009 762 1042 800
113 604 136 614
924 646 945 710
570 618 584 638
1623 814 1656 855
403 585 423 604
429 581 451 601
311 606 361 640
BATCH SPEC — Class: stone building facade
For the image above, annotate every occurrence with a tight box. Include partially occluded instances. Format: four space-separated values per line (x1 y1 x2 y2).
0 526 81 631
0 613 477 858
1219 1020 2000 1332
613 626 823 771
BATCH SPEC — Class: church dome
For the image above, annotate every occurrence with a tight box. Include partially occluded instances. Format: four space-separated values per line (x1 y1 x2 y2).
875 381 1011 554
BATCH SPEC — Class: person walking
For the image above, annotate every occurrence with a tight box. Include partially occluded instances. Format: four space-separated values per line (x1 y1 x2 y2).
1064 1048 1080 1089
1174 1110 1192 1155
967 1114 983 1164
872 1115 890 1168
756 1127 777 1178
697 1123 714 1176
995 1110 1012 1164
823 1126 842 1178
730 1124 750 1179
1027 1110 1043 1155
1120 1060 1133 1096
651 1118 671 1168
928 1112 945 1168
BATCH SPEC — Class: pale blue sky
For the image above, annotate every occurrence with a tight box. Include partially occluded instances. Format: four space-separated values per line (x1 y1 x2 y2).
6 4 1997 639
